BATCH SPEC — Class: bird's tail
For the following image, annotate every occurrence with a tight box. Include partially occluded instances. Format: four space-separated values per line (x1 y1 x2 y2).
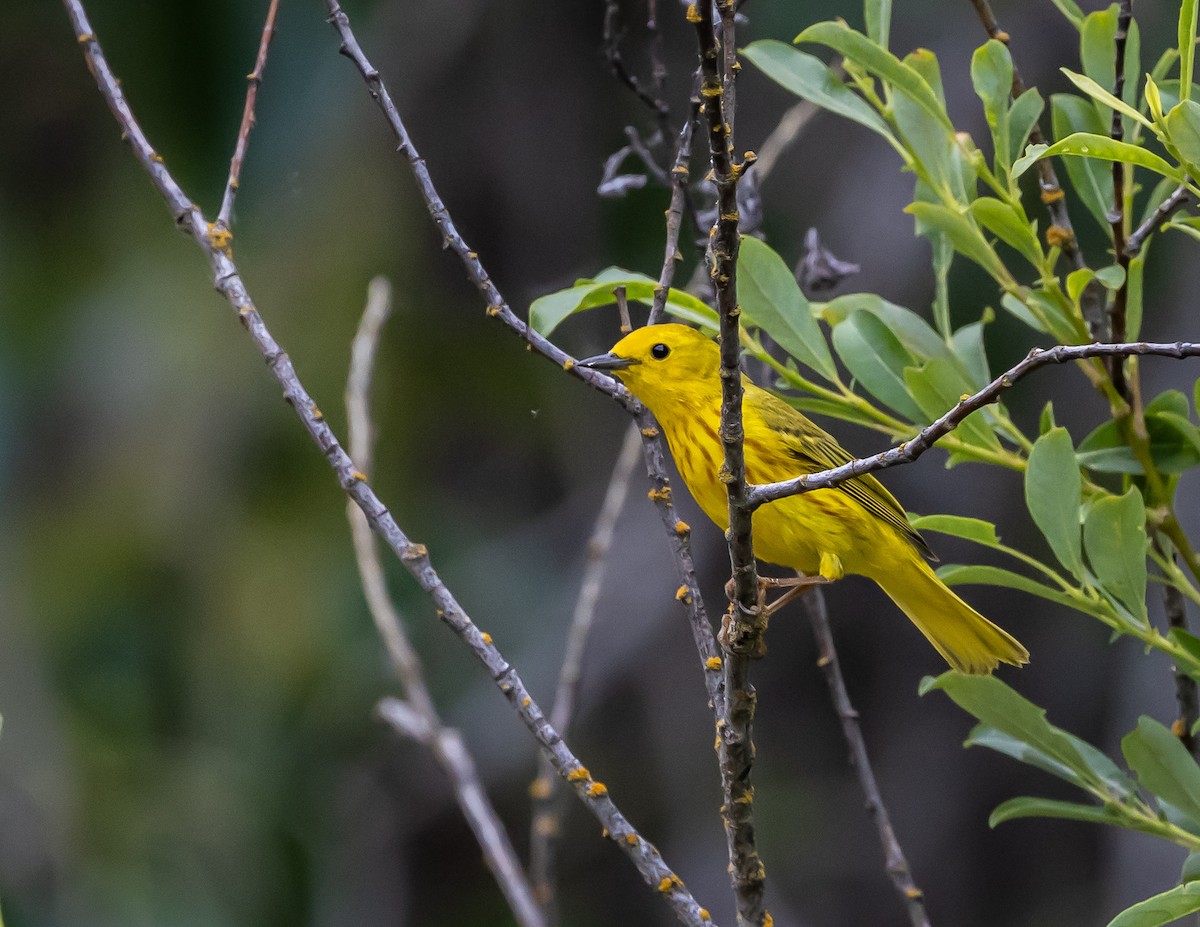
874 549 1028 675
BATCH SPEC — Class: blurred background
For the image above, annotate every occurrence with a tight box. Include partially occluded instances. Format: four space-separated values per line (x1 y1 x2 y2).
3 1 1199 925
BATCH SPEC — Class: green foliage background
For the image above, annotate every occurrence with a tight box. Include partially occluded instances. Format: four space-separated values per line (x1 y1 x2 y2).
3 2 1200 926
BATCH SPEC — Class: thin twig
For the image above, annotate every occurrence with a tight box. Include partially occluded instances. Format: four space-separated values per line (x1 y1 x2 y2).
321 3 630 406
345 278 545 927
530 424 644 920
649 95 699 324
801 589 932 927
693 3 768 926
65 6 715 923
754 98 822 182
604 0 670 132
1127 183 1190 257
748 340 1200 508
319 0 726 718
217 0 279 229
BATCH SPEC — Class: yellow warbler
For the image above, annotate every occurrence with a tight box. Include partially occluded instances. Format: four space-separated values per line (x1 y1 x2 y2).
580 323 1027 675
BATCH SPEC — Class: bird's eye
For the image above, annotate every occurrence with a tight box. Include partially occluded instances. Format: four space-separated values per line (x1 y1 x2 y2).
650 343 671 360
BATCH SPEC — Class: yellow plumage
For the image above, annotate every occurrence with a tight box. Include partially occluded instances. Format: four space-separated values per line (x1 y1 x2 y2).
581 323 1027 675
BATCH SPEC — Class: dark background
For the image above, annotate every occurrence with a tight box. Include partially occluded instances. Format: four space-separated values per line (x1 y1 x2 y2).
3 1 1199 925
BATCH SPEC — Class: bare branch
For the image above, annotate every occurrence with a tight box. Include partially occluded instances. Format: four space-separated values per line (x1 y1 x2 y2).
530 424 644 920
65 6 716 922
650 95 699 325
320 0 725 721
801 589 931 927
748 340 1200 509
345 278 544 927
217 0 280 229
321 3 630 408
604 0 671 129
1127 183 1191 257
693 3 769 926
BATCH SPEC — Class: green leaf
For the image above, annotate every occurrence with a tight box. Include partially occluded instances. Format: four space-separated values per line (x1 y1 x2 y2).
1095 265 1127 289
830 310 924 421
921 673 1100 788
821 294 948 360
1107 882 1200 927
1014 133 1183 185
1041 401 1057 435
1050 0 1085 29
1060 68 1154 131
937 563 1082 611
1083 487 1149 622
970 724 1137 797
1183 850 1200 884
904 357 1002 452
1081 6 1119 98
1026 428 1084 577
909 513 1000 547
794 21 954 132
1194 377 1200 419
865 0 892 48
1000 292 1049 333
737 236 837 380
742 42 894 141
1007 88 1046 166
1122 716 1200 827
989 796 1125 829
529 269 718 337
950 318 990 389
972 40 1013 120
894 51 963 202
972 40 1013 170
1067 268 1096 305
906 202 1008 281
968 198 1043 268
1166 100 1200 171
1077 414 1200 474
1146 389 1191 418
1051 94 1116 230
1182 0 1200 104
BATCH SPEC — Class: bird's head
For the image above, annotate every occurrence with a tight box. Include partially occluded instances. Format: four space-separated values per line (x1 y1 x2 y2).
577 324 721 411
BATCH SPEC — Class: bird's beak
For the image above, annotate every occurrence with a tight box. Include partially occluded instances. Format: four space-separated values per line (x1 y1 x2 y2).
576 352 640 371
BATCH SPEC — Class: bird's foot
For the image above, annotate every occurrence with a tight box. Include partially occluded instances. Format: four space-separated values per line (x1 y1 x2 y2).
724 573 832 620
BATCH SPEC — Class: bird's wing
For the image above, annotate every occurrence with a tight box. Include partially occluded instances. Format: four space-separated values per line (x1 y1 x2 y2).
747 388 936 561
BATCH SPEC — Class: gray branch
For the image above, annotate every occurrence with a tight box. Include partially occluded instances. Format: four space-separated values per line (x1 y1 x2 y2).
64 4 715 923
530 424 644 922
749 341 1200 508
801 589 931 927
345 278 545 927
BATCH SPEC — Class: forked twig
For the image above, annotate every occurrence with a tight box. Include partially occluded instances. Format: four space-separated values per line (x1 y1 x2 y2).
1127 183 1190 257
65 5 714 923
345 278 544 927
217 0 280 229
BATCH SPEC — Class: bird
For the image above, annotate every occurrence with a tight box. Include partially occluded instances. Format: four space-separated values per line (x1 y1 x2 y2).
578 323 1028 675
